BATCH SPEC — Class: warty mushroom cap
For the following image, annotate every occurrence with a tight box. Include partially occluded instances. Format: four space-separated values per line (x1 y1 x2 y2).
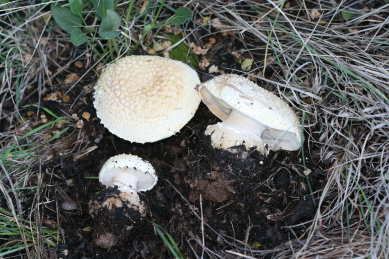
198 74 301 154
94 55 201 143
99 154 158 216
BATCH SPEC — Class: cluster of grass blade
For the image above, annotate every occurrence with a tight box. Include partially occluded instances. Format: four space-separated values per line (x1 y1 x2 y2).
182 0 389 258
1 106 71 168
0 109 71 259
147 220 185 259
0 208 61 258
0 2 77 257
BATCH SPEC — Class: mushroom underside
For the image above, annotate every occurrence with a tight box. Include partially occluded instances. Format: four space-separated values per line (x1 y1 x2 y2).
199 86 231 120
101 167 157 191
205 109 300 153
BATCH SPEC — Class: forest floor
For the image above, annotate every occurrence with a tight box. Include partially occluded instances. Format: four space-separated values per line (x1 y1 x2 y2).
1 1 389 258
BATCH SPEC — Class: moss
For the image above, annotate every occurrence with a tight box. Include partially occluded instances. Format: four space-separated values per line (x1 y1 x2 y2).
161 34 199 68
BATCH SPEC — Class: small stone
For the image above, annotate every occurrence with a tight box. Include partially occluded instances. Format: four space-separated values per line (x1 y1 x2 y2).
95 233 118 249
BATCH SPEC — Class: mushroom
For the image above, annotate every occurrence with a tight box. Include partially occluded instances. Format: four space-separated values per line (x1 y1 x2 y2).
89 154 157 249
93 55 201 143
97 154 157 217
197 74 301 155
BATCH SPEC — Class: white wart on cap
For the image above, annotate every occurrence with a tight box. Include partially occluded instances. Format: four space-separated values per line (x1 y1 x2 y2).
198 74 301 155
94 55 201 143
98 154 158 216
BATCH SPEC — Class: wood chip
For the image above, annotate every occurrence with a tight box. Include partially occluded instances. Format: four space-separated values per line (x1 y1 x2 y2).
82 112 91 121
74 61 83 68
64 73 79 84
62 94 71 103
208 65 219 73
189 43 208 55
311 8 321 19
76 120 84 128
40 114 47 123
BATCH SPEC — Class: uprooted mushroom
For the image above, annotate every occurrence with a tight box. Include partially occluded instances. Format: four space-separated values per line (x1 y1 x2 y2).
197 74 301 155
89 154 157 249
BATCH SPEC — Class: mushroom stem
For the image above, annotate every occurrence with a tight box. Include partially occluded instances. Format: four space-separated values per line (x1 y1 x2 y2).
118 191 145 216
205 109 267 153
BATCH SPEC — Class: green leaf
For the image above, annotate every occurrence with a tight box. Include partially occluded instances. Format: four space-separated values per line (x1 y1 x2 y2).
99 30 121 39
146 220 184 259
93 0 114 19
99 10 121 39
69 0 83 16
71 28 89 46
170 7 193 25
143 24 152 33
341 11 353 22
51 5 82 34
241 58 253 71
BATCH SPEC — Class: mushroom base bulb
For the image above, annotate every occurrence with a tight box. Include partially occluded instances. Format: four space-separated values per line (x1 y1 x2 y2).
261 127 301 151
88 187 143 249
205 109 301 155
205 109 268 154
117 189 146 217
116 189 146 217
89 187 146 218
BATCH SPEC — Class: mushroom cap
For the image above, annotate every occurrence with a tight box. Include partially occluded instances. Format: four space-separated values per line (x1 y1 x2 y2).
94 55 201 143
199 74 301 151
99 154 157 192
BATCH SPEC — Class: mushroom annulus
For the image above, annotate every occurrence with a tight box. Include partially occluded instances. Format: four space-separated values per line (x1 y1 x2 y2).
197 74 301 155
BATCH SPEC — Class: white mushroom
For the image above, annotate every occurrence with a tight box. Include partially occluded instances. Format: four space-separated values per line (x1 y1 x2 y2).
93 55 201 143
198 74 301 155
98 154 158 217
88 154 157 249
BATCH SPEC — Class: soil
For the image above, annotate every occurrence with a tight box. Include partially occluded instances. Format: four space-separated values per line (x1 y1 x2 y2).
14 27 326 259
35 99 325 259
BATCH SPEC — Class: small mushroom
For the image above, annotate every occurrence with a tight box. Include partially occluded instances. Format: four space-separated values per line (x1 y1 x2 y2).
93 55 201 143
89 154 157 249
97 154 157 217
198 74 301 155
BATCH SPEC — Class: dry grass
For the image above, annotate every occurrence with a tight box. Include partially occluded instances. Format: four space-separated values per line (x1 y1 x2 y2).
1 3 91 257
192 1 389 258
1 0 389 258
